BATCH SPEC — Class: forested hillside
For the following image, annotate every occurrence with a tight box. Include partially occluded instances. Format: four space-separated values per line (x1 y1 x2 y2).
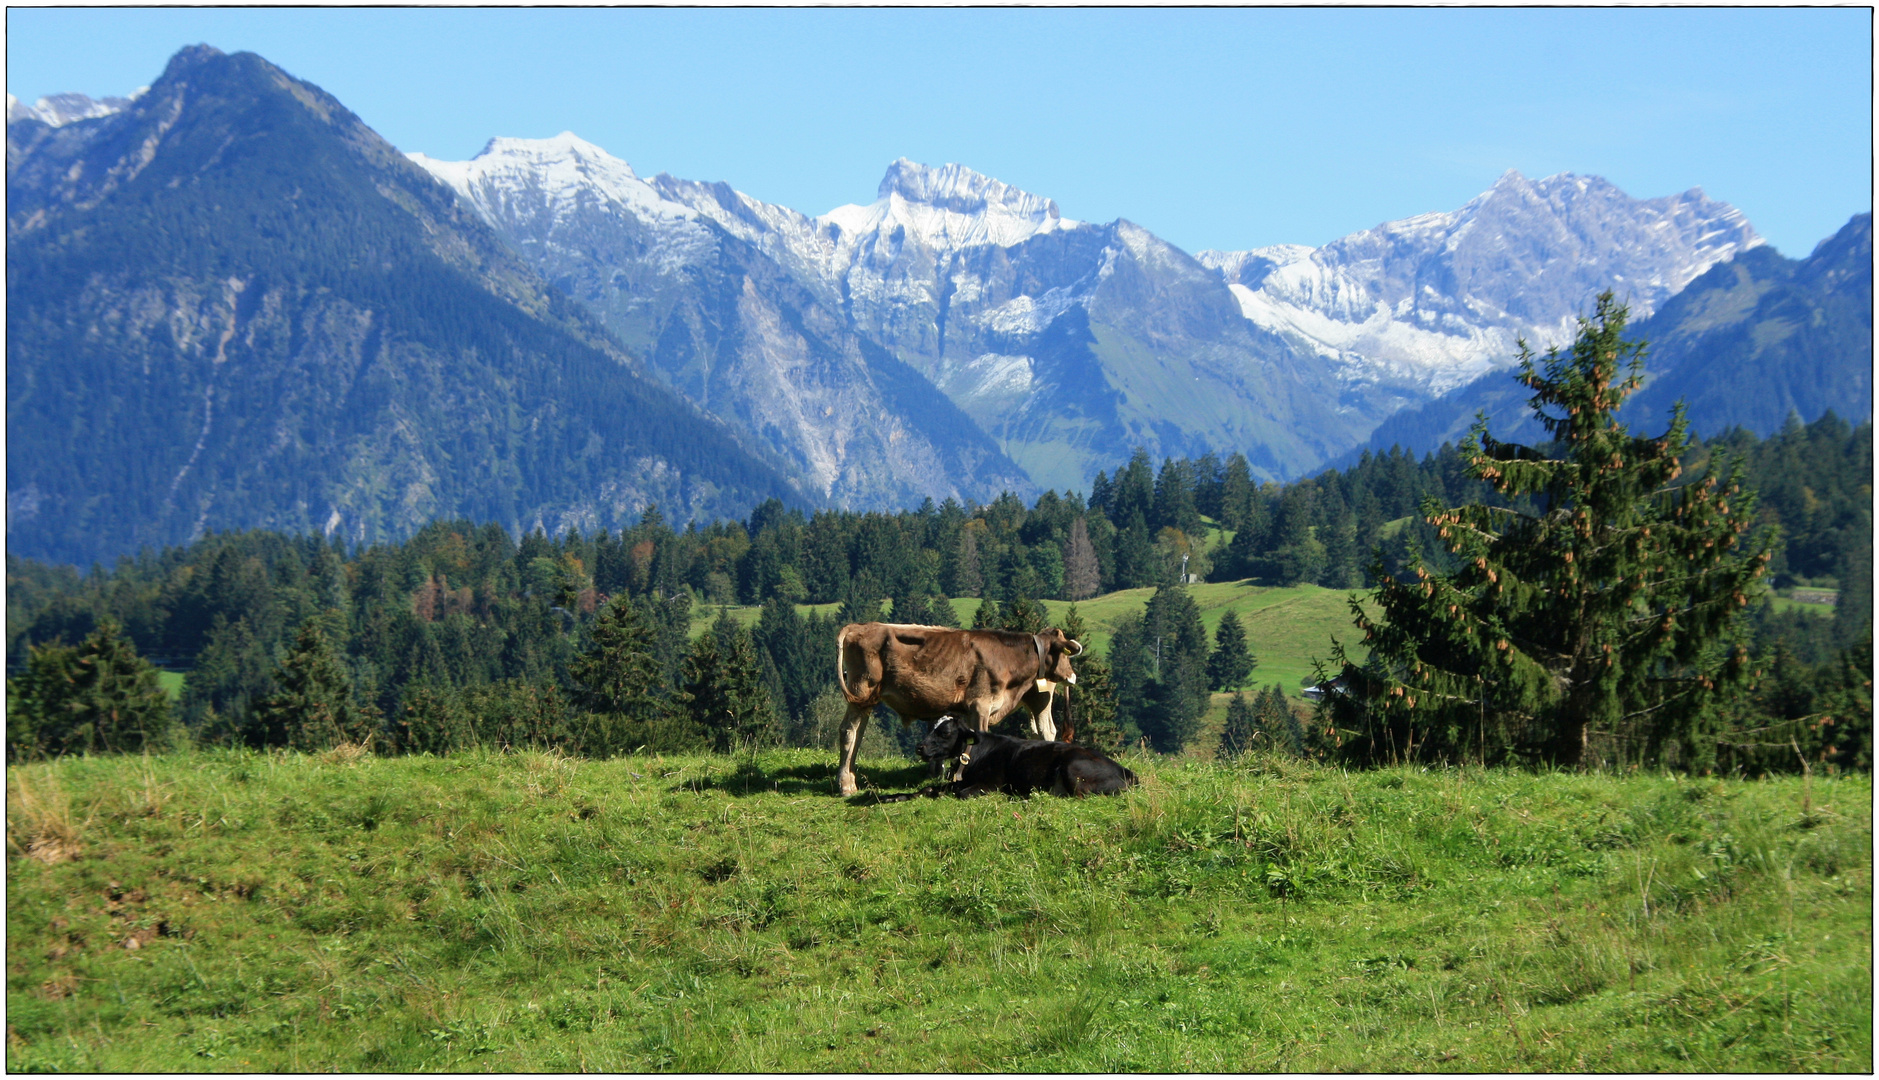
6 47 806 568
8 414 1867 770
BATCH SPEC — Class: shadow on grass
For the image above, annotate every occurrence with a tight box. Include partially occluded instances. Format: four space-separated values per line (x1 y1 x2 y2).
668 759 935 798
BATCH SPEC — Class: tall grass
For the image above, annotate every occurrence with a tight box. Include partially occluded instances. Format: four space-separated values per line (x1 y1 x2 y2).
6 748 1870 1071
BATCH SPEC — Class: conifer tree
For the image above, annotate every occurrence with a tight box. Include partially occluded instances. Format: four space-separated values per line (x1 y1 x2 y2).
251 618 377 751
1273 485 1327 586
680 614 780 753
570 596 674 728
1219 691 1256 759
1137 584 1211 752
180 614 275 732
888 591 935 626
836 570 886 626
1111 449 1156 527
1218 453 1256 531
1113 514 1161 590
947 528 983 598
928 594 961 628
1061 603 1123 751
1153 457 1203 536
1063 517 1102 600
999 596 1050 634
1207 610 1257 690
971 597 1003 630
1255 684 1305 756
7 621 174 758
1329 294 1772 768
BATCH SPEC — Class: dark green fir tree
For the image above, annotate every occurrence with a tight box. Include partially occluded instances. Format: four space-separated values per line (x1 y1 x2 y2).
680 613 781 753
1219 691 1256 759
1327 294 1772 768
1207 610 1257 690
251 618 377 751
6 621 174 759
1255 684 1305 756
569 595 686 753
971 597 1004 630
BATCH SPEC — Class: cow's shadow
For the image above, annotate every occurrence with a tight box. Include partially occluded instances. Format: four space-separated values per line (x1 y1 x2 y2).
669 759 933 799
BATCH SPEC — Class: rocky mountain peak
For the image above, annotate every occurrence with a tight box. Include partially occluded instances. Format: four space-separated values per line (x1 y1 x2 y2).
875 157 1060 222
409 132 699 228
6 89 147 128
1206 170 1765 397
820 158 1076 251
162 43 226 75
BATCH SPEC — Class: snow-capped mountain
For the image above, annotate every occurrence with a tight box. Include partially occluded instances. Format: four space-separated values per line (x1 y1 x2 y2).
413 139 1783 497
6 89 145 127
1198 170 1763 399
641 159 1361 490
411 136 1036 508
410 133 712 266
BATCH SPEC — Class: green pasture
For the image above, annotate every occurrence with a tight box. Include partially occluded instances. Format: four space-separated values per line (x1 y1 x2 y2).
7 749 1869 1072
690 581 1370 707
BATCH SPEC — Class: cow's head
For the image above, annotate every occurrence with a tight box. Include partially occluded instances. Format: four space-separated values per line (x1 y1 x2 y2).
1037 628 1084 686
918 715 978 761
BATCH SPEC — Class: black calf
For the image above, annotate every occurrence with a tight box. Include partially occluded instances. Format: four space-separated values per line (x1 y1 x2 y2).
885 715 1136 799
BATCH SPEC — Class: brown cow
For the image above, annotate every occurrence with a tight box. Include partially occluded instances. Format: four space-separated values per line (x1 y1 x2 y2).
834 622 1082 797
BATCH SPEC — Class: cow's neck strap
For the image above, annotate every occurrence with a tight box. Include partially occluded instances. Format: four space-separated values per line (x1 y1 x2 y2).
1032 634 1048 680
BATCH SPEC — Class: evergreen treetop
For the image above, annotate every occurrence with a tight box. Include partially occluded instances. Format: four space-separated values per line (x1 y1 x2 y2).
1208 610 1257 691
6 620 174 759
1331 294 1773 767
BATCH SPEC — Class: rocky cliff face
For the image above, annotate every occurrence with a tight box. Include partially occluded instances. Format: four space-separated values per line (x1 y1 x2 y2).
642 159 1364 490
1199 170 1763 404
7 48 806 565
410 136 1035 508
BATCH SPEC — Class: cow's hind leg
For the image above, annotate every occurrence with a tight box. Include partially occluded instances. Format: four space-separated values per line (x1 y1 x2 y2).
835 703 871 797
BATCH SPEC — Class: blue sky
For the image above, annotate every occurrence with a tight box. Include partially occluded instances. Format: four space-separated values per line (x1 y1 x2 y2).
7 7 1871 257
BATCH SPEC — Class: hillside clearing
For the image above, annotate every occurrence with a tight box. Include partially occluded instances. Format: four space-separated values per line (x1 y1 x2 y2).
687 582 1370 705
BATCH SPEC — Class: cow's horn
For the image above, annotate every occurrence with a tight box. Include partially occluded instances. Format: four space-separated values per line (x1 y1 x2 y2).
1067 638 1084 656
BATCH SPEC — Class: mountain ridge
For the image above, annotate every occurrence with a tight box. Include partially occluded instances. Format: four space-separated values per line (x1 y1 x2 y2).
1197 169 1764 401
7 46 810 566
1346 211 1873 463
411 135 1038 507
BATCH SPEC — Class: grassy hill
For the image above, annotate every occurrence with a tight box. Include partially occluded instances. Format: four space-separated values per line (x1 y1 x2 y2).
7 748 1869 1071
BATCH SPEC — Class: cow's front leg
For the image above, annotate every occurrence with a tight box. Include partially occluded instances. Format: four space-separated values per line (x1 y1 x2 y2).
835 703 871 796
1026 687 1058 742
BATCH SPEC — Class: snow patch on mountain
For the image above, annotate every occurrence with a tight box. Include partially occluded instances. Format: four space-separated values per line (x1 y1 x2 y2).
937 352 1037 404
6 89 146 127
409 134 714 271
976 287 1087 337
1200 170 1763 395
411 133 697 224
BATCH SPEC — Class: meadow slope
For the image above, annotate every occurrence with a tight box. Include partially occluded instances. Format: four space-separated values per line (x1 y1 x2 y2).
7 748 1870 1071
690 581 1373 703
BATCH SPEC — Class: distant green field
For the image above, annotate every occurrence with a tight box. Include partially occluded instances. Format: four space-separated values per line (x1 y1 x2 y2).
156 671 185 701
1766 595 1837 617
690 582 1371 715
